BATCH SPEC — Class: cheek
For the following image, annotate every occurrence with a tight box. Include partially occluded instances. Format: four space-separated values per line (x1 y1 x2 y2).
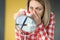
37 10 44 17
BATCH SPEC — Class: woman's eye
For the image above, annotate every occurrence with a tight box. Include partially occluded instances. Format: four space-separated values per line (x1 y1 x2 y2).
36 8 41 11
30 7 33 10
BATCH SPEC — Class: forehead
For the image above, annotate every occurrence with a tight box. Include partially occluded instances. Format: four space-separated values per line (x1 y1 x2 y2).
29 0 43 7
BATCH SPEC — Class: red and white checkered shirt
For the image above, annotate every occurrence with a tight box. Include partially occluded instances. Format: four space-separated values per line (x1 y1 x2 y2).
15 9 55 40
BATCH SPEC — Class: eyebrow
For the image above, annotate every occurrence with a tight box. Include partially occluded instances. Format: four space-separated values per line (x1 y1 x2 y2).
29 6 42 9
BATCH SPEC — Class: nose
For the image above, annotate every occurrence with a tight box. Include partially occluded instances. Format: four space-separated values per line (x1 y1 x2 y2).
32 8 36 14
30 8 37 17
31 8 38 18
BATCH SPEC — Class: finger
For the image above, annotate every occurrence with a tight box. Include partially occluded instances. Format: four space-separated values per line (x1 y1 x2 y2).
33 10 39 19
14 12 20 20
14 11 25 20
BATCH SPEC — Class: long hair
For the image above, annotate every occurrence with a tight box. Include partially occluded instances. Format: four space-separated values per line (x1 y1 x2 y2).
27 0 51 26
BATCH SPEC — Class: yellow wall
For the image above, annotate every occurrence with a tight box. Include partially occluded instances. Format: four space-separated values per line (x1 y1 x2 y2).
5 0 26 40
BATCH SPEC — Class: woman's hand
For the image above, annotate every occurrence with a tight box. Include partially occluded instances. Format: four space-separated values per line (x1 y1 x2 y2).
14 11 25 20
30 10 41 25
14 9 26 20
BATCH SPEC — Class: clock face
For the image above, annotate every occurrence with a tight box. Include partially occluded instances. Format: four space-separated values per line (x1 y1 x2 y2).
16 16 36 32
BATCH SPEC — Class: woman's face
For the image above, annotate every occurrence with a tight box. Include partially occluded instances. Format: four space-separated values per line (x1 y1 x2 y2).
29 0 44 23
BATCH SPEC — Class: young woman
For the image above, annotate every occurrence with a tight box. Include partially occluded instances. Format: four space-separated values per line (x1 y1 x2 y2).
14 0 55 40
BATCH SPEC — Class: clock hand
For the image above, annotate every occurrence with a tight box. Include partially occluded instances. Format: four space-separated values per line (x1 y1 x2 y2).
21 16 28 29
16 24 27 26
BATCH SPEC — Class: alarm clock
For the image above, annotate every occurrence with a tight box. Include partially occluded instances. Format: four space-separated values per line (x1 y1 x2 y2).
15 16 37 32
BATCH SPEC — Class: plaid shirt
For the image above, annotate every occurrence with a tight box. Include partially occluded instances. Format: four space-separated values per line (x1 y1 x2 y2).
15 9 55 40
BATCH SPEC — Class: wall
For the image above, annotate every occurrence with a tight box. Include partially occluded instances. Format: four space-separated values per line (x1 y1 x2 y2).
4 0 26 40
0 0 5 40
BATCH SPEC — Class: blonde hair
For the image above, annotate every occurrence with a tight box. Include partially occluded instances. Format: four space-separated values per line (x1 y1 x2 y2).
27 0 51 26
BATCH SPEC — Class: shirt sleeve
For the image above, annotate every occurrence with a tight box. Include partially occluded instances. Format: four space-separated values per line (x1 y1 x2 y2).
15 26 22 40
46 12 55 40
